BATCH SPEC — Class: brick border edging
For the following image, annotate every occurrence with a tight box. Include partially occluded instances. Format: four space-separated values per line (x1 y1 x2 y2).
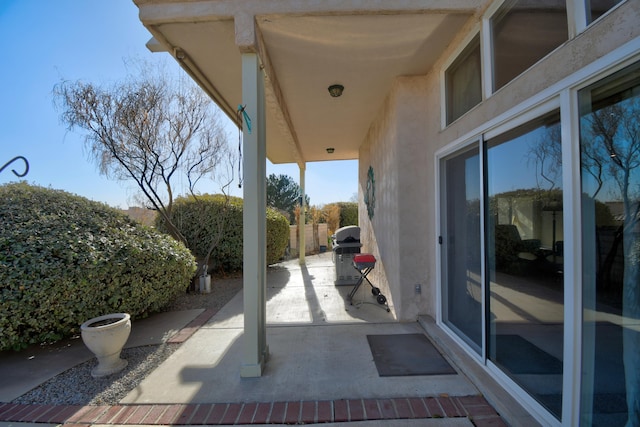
0 395 506 426
166 308 216 344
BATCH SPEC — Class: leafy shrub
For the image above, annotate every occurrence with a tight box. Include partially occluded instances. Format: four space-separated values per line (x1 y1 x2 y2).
266 208 290 264
156 194 289 271
337 202 358 227
0 182 196 351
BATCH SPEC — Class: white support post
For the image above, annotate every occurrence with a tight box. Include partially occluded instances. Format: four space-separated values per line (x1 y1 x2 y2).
240 52 268 378
299 164 306 264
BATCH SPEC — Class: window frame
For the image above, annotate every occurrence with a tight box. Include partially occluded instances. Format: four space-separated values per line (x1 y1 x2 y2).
486 0 570 93
440 25 483 130
435 30 640 424
444 34 483 126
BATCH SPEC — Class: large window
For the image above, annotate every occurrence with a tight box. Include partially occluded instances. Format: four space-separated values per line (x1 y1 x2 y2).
579 61 640 426
586 0 624 24
491 0 568 91
486 111 564 419
445 36 482 125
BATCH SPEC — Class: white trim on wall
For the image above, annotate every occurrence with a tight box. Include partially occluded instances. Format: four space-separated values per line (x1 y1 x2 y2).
483 98 561 140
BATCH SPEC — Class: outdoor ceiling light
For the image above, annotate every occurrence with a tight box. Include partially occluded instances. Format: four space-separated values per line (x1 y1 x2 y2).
328 84 344 97
326 147 335 154
175 48 186 60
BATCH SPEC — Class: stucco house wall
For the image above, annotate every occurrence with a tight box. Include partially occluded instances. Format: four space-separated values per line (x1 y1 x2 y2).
395 77 434 320
358 92 400 318
358 0 640 321
359 74 435 321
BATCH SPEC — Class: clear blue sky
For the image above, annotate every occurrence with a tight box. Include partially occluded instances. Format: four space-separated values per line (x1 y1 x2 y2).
0 0 357 208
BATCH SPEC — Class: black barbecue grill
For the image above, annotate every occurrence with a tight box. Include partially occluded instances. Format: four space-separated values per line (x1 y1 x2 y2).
332 226 362 285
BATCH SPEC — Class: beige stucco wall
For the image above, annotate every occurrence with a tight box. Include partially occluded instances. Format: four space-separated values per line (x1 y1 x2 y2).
359 0 640 321
359 74 436 321
358 91 401 319
395 76 435 320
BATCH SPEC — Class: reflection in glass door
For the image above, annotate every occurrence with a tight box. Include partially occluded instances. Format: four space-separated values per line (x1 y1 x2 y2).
486 112 564 419
441 146 482 353
579 61 640 427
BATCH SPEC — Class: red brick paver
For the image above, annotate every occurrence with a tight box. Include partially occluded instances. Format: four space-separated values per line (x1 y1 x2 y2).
334 399 349 422
363 398 381 420
167 309 216 344
393 397 413 419
378 398 396 419
234 402 255 424
252 402 271 424
219 403 241 424
317 400 333 422
408 396 429 417
283 400 300 424
0 395 506 425
300 400 316 423
347 399 364 421
204 403 227 424
268 401 286 424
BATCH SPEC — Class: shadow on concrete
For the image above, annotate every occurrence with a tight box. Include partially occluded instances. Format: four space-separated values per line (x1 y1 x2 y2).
121 254 475 405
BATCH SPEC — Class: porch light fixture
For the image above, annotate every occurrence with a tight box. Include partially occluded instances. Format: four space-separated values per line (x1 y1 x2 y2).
175 48 186 60
326 147 335 154
328 84 344 97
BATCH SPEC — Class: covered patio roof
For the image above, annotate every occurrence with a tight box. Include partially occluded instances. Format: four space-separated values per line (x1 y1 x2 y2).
134 0 482 168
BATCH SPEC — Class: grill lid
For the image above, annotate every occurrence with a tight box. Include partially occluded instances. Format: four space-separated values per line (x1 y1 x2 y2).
334 225 360 244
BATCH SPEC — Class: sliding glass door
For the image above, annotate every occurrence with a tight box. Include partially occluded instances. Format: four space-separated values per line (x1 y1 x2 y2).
485 112 565 419
441 145 482 353
579 61 640 427
440 58 640 427
441 111 565 420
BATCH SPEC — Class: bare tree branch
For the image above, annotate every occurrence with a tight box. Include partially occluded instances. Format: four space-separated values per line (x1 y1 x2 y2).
53 59 231 246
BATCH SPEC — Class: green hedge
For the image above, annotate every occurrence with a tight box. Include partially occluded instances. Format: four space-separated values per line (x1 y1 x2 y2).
155 194 290 272
266 208 290 264
337 202 358 227
0 183 196 351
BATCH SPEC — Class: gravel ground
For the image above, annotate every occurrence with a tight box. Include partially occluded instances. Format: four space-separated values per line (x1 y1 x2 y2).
12 275 243 406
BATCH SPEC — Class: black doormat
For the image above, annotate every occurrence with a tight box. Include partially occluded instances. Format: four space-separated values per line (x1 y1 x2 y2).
367 334 456 377
494 335 563 375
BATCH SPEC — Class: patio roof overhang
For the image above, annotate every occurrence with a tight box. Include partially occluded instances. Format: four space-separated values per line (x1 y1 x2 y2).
134 0 482 169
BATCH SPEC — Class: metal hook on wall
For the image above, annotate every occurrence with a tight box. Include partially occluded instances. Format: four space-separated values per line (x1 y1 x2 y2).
0 156 30 178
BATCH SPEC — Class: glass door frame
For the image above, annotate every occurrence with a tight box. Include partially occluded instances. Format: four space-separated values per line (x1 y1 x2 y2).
437 98 569 427
436 41 640 426
436 137 487 364
560 86 582 427
484 101 566 423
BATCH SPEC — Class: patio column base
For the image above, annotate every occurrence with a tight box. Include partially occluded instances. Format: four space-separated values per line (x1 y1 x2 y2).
240 345 269 378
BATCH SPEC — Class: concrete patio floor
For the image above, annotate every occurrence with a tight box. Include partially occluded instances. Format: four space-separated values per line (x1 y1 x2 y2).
0 253 535 426
121 252 476 405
